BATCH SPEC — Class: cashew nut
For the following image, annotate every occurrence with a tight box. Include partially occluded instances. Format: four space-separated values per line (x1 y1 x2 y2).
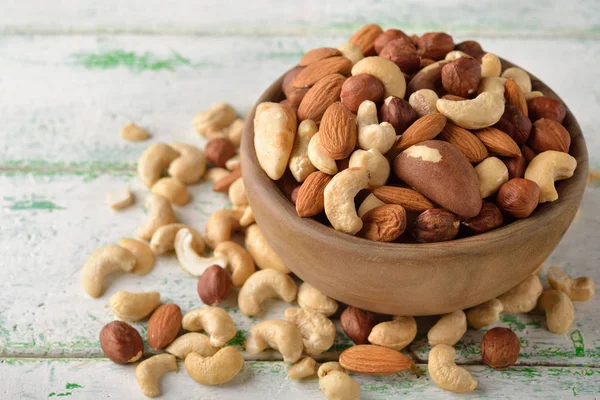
537 290 574 334
357 193 386 219
151 177 190 206
524 151 577 203
110 291 161 321
289 119 318 182
477 77 506 96
497 274 543 313
288 357 317 380
225 118 245 147
466 299 504 329
225 154 241 171
168 142 207 184
80 245 136 298
285 307 336 356
184 347 244 385
214 241 256 287
352 56 406 98
428 310 467 346
135 194 177 241
175 228 226 276
135 354 178 398
428 344 477 393
437 92 505 129
150 223 205 255
318 362 346 379
106 186 133 210
368 316 417 350
245 319 304 363
324 168 371 235
475 157 509 198
193 102 237 136
501 67 532 93
547 266 595 302
356 100 396 154
348 148 390 186
182 306 237 347
165 332 218 359
238 205 255 227
205 209 242 249
297 282 339 317
120 122 149 141
204 167 230 183
319 369 360 400
137 143 180 188
245 224 290 274
481 53 501 78
338 42 364 66
118 238 156 276
238 269 297 316
308 132 338 175
525 91 544 101
445 50 470 61
409 89 439 117
228 177 248 207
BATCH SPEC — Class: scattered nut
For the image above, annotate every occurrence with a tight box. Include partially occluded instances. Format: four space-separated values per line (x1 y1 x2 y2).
193 102 237 136
174 228 226 276
238 268 297 316
547 266 595 302
537 290 575 334
120 122 150 141
340 306 376 344
319 370 361 400
81 245 136 298
168 142 207 184
137 143 180 188
135 194 177 241
136 354 178 398
297 282 339 316
165 332 218 359
245 319 304 364
497 274 543 313
147 303 182 350
110 291 161 322
118 238 156 276
368 316 417 350
99 321 144 364
197 265 232 306
318 362 346 379
228 177 247 207
288 357 317 380
339 344 415 374
205 137 237 168
245 223 290 274
185 347 244 385
151 177 190 206
182 306 237 347
106 186 133 210
428 310 467 346
213 241 256 287
524 150 577 203
285 307 336 356
428 344 477 393
481 327 520 369
150 223 205 255
466 298 504 329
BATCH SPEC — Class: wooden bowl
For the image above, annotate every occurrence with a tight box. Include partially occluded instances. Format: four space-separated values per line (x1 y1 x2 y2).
240 59 588 316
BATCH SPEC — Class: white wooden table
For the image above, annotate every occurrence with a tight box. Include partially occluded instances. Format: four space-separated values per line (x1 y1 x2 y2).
1 1 600 398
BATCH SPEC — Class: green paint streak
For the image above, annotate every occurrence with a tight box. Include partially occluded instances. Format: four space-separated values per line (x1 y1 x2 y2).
502 367 542 378
71 50 193 72
48 393 56 397
65 383 83 389
570 330 585 357
226 330 248 347
501 314 541 331
1 159 135 179
327 331 354 353
6 196 64 212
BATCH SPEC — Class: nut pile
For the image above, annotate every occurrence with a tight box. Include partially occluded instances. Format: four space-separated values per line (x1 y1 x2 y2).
254 24 578 243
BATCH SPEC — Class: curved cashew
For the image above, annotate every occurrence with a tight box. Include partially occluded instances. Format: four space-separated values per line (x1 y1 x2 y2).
319 370 361 400
175 228 226 276
466 299 504 329
81 245 136 297
118 238 156 276
318 362 346 379
338 42 364 66
548 266 595 302
289 119 318 182
537 290 574 334
225 154 241 171
498 274 543 313
245 224 290 274
475 157 509 198
357 193 386 219
288 357 317 380
165 332 218 359
445 50 470 61
368 316 417 350
205 209 242 249
409 89 439 117
428 344 477 393
137 143 180 188
193 102 237 137
481 53 501 78
428 310 467 346
214 241 256 287
352 56 406 98
324 168 371 235
285 307 336 356
135 194 177 241
437 92 505 129
204 167 230 183
150 223 205 255
238 269 297 316
477 77 506 96
110 291 161 321
228 177 248 207
121 122 149 141
525 91 544 101
151 177 190 206
168 142 207 184
356 100 396 154
106 186 133 210
238 205 255 227
184 347 244 385
182 306 236 347
501 67 532 93
135 354 178 398
297 282 339 317
308 132 338 175
524 151 577 203
245 319 304 364
348 148 390 186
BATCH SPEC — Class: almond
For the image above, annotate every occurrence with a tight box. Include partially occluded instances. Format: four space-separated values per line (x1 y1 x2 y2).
339 344 415 375
438 122 488 163
349 24 384 56
521 144 537 163
359 204 407 242
504 78 528 116
300 47 342 66
319 102 358 160
390 113 447 156
293 57 352 89
147 304 182 350
373 186 434 212
528 118 571 153
297 74 346 123
296 171 333 217
475 127 522 158
212 167 241 193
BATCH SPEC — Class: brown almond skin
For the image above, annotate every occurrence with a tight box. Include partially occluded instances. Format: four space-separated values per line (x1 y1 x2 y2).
406 61 446 97
504 79 528 116
528 118 571 153
340 344 415 375
198 265 232 306
496 178 540 218
341 74 385 113
475 127 522 158
297 73 346 123
300 47 341 66
463 201 504 234
293 56 352 88
213 167 241 193
521 144 537 164
439 122 488 163
390 114 447 157
379 39 421 74
378 96 418 135
441 57 482 98
100 321 144 364
374 29 413 54
493 104 532 145
417 32 454 60
296 171 333 217
373 186 434 213
147 304 182 350
319 102 357 160
481 327 520 369
527 97 566 123
360 204 407 242
455 40 485 61
205 137 236 167
502 155 527 179
282 66 309 107
349 24 384 56
413 209 460 243
340 306 376 344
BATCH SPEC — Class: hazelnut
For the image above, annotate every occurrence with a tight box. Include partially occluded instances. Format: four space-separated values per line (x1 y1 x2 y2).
340 306 376 344
455 40 485 61
413 209 460 243
417 32 455 61
527 97 566 123
407 62 445 97
198 265 232 306
282 66 309 106
463 201 503 234
290 186 300 205
441 57 482 98
379 39 421 74
481 327 520 369
99 321 144 364
521 144 537 164
340 74 385 113
374 29 413 54
496 178 540 218
205 137 236 167
528 118 571 153
378 96 418 135
502 155 527 179
493 104 532 145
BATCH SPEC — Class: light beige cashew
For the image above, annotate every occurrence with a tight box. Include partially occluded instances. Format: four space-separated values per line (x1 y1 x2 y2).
319 370 361 400
165 332 218 359
547 266 595 302
226 118 245 147
466 299 504 329
318 362 346 379
288 357 317 380
184 347 244 385
110 291 161 321
137 143 180 188
289 119 318 182
445 50 471 61
135 354 178 398
475 157 509 198
324 168 371 235
245 224 290 274
352 56 406 98
193 102 237 136
118 238 156 276
525 91 544 101
203 167 230 183
356 100 396 154
368 316 417 350
348 148 390 186
245 319 304 364
174 228 226 276
120 122 150 141
477 77 506 96
537 290 574 334
228 177 248 207
135 194 177 241
149 223 205 255
205 209 242 249
151 177 190 206
524 151 577 203
285 307 336 356
501 67 532 93
106 186 133 210
81 245 136 298
308 132 338 175
238 269 297 316
481 53 501 78
182 306 237 347
168 142 207 184
225 154 241 171
338 42 364 66
409 89 439 117
428 310 467 346
428 344 477 393
214 241 256 287
437 92 505 129
498 274 543 313
357 193 386 219
238 206 255 227
297 282 339 317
